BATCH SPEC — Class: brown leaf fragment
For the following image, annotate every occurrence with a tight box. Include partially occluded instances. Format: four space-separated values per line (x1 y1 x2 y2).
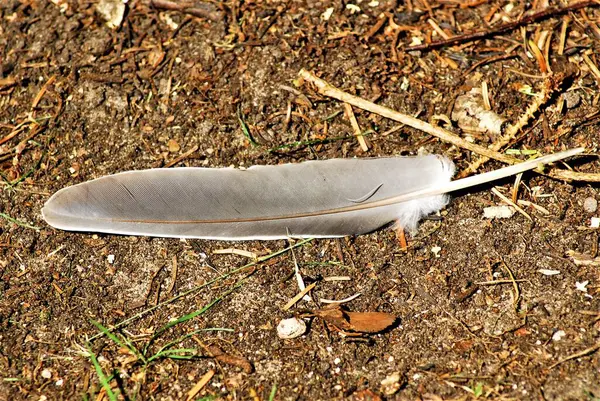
206 345 254 374
345 312 397 333
348 389 382 401
312 305 396 333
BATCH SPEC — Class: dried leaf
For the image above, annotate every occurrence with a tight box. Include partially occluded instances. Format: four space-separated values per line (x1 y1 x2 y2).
313 305 396 333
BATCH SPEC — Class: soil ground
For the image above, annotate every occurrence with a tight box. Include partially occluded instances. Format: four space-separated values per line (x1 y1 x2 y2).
1 1 600 400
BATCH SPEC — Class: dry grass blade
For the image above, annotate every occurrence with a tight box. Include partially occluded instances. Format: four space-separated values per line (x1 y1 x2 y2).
549 342 600 369
186 369 215 401
283 282 317 311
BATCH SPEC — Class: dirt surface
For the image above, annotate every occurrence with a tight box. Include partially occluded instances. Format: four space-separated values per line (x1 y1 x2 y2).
2 1 600 400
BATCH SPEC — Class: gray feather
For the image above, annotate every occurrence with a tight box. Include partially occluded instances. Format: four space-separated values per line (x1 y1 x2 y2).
41 148 583 240
42 155 453 239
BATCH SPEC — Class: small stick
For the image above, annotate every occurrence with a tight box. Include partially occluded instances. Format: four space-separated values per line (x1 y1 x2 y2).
320 292 362 304
300 69 516 164
150 0 224 22
491 187 532 221
32 75 56 109
344 103 369 152
186 369 215 401
213 248 258 260
283 282 317 311
406 1 600 51
164 144 199 168
300 69 598 182
549 341 600 369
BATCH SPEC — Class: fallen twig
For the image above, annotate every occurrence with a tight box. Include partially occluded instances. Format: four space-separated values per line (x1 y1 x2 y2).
549 341 600 369
300 69 515 164
299 69 599 182
186 369 214 401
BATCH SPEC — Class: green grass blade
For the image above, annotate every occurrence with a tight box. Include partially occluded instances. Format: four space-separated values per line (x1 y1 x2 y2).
88 238 313 342
237 105 258 146
269 383 277 401
0 212 40 231
86 344 118 401
90 320 147 364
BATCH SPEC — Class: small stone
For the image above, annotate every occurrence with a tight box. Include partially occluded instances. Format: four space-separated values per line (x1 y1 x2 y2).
484 205 515 219
96 0 125 29
167 139 180 153
552 330 566 341
380 372 402 395
41 369 52 379
584 197 598 213
538 269 560 276
591 217 600 228
563 91 581 109
576 280 589 292
277 317 306 339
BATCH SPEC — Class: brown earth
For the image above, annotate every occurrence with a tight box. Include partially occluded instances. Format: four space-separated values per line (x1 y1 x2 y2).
1 1 600 400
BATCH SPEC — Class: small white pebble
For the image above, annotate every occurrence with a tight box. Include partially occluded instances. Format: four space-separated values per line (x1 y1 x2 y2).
584 197 598 213
576 280 589 292
334 357 341 365
321 7 334 20
431 246 441 257
538 269 560 276
334 384 342 391
346 4 361 13
552 330 566 341
107 254 115 264
380 372 402 395
591 217 600 228
55 379 64 386
41 369 52 379
388 355 394 363
277 317 306 339
484 205 515 219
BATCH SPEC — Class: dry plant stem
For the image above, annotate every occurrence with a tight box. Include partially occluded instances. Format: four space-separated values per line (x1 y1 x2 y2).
458 77 553 178
344 103 369 151
150 0 224 22
299 69 600 182
299 69 515 165
407 0 600 51
549 341 600 369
